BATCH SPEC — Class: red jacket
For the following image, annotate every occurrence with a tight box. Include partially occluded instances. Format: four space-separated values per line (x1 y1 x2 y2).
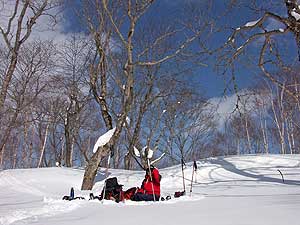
139 168 161 196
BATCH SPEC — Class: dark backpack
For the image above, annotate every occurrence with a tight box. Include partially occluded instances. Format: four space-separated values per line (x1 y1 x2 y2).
101 177 124 202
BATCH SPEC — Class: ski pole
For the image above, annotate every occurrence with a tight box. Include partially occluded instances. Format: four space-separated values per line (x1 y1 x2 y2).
147 159 156 201
181 158 186 194
102 152 112 203
190 160 197 196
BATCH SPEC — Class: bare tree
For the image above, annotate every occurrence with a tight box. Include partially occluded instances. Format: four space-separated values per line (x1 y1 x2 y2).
80 0 204 190
55 35 93 167
0 0 60 110
0 40 55 168
221 0 300 99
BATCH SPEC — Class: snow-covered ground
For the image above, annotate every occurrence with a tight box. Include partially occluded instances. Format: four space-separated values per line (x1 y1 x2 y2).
1 154 300 225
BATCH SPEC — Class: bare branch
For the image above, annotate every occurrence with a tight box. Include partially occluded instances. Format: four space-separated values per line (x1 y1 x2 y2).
258 36 298 100
20 1 48 45
233 29 288 60
138 28 182 59
102 0 128 47
138 31 200 66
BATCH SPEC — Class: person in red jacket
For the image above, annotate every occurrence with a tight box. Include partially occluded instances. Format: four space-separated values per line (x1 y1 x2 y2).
131 165 161 201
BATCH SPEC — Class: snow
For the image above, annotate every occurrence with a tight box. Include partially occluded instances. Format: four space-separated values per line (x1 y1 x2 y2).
244 18 261 27
147 149 154 159
227 37 235 43
291 10 300 21
134 146 140 157
141 146 154 159
1 154 300 225
92 127 116 153
237 46 243 51
126 116 130 125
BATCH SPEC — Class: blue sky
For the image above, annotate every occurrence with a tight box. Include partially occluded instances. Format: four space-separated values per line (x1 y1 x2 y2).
61 0 299 98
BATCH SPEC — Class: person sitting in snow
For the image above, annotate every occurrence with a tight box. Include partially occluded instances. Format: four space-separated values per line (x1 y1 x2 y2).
130 165 161 201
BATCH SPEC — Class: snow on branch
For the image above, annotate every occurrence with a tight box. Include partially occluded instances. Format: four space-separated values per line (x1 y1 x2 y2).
225 12 286 47
150 152 165 164
244 18 261 27
134 146 140 157
92 127 116 153
291 10 300 20
222 12 290 61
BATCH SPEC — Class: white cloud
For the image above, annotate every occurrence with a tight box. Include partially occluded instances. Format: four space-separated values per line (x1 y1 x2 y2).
207 90 271 130
0 1 84 47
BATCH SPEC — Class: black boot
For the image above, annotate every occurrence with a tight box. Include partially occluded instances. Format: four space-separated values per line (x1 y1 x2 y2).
89 193 95 200
70 187 74 200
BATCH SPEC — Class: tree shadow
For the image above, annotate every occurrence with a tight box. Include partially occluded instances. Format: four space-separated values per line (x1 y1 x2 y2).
0 199 41 207
206 158 300 186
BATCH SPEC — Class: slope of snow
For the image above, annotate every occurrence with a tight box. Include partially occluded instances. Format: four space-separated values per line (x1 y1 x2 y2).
1 154 300 225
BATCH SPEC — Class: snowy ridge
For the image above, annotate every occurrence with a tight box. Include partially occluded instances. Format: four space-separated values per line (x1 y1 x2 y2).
0 154 300 225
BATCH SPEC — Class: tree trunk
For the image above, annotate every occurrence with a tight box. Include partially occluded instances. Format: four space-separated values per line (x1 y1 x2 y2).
245 116 251 154
81 145 109 190
259 109 268 154
0 56 18 110
38 122 50 168
286 117 295 154
290 120 296 154
65 113 73 167
0 143 5 168
236 138 240 155
270 87 285 154
124 153 131 169
13 135 20 169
